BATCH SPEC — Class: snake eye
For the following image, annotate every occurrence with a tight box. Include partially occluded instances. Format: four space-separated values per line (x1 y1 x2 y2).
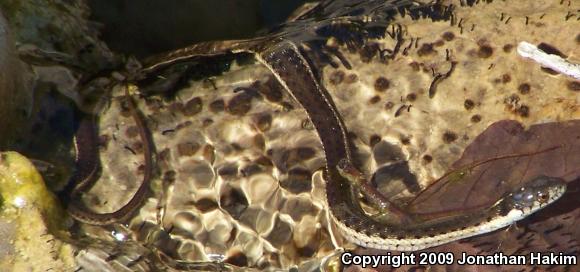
537 192 549 203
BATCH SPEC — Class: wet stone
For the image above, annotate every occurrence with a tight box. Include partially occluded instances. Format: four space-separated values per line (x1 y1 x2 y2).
477 44 494 58
417 43 436 56
227 93 253 116
374 77 390 92
209 99 225 113
182 97 203 116
218 164 238 179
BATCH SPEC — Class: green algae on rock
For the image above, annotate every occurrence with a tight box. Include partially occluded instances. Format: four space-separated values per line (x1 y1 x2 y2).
0 152 74 271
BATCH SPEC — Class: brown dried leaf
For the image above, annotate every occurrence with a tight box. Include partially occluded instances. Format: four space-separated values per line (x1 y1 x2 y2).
348 120 580 272
409 120 580 214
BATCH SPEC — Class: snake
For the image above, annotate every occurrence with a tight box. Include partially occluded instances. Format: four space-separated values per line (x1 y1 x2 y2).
66 86 154 225
67 30 567 251
256 41 567 251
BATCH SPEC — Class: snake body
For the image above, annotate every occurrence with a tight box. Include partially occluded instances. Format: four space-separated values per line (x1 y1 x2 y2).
67 87 154 225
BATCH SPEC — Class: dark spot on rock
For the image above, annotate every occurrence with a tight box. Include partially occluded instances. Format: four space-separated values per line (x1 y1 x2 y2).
256 78 283 102
329 70 345 85
442 131 458 143
182 97 202 116
518 83 531 94
359 43 379 63
471 114 482 123
477 45 493 58
297 246 316 258
567 81 580 92
384 101 394 110
225 252 248 267
240 164 263 177
281 147 316 168
195 198 218 213
220 187 248 220
168 102 184 113
503 44 513 53
406 93 417 102
409 61 421 71
369 95 381 104
442 31 455 41
218 165 238 178
209 99 225 113
370 135 381 147
417 43 436 57
281 167 312 194
433 40 444 47
255 156 273 167
517 105 530 117
344 73 358 84
202 119 213 127
537 42 567 58
177 142 200 157
125 126 139 138
400 137 411 145
501 74 511 83
374 77 390 92
422 154 432 164
504 94 529 117
464 99 475 110
227 93 253 116
254 114 272 132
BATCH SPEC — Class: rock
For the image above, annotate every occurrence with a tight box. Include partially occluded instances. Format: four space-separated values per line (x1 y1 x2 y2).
0 11 33 148
0 151 75 271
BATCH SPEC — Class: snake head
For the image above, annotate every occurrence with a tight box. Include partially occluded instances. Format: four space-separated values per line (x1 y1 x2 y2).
502 175 566 213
